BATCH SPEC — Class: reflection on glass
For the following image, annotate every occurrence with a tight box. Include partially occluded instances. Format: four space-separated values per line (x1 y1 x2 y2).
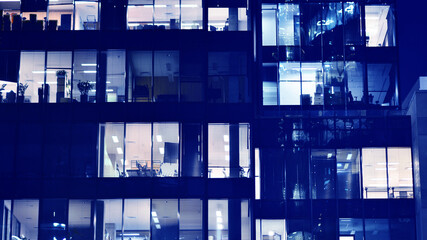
339 218 363 240
262 63 278 105
324 61 345 106
180 199 202 239
344 2 363 45
261 4 277 46
346 62 364 105
73 50 97 103
365 219 390 240
39 199 68 240
301 62 322 106
153 51 179 102
311 149 336 199
181 124 203 177
367 63 397 106
208 200 228 240
12 200 39 240
127 51 153 102
124 199 150 239
278 3 300 46
68 200 93 239
365 5 395 47
387 147 413 198
337 149 361 199
362 148 387 199
208 123 250 178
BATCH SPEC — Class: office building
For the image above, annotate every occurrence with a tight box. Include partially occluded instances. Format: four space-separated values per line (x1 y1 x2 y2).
0 0 418 239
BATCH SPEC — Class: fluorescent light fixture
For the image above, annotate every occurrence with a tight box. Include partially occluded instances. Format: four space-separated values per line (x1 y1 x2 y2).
106 89 114 92
32 70 56 74
155 224 161 229
156 135 163 142
153 217 159 223
83 70 97 73
53 222 59 227
159 147 164 154
116 147 123 154
152 211 157 217
128 23 141 27
217 217 222 223
268 231 275 237
224 145 229 152
327 153 333 158
217 224 224 230
388 162 400 165
90 89 96 92
346 153 352 160
81 63 97 67
37 81 57 84
0 0 20 2
112 135 119 143
121 233 140 236
154 4 166 7
223 135 229 142
370 178 386 181
175 4 198 7
375 168 387 171
225 155 229 161
216 210 222 217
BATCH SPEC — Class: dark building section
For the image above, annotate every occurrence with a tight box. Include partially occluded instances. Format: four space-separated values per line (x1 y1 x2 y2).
0 0 418 240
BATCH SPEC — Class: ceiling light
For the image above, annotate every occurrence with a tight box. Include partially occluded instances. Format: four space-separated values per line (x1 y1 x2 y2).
268 231 275 237
152 211 157 217
217 224 224 230
83 70 97 73
217 217 222 223
159 147 164 154
121 233 140 236
117 147 123 154
106 89 114 92
81 63 97 67
327 153 333 158
156 135 163 142
112 135 119 143
155 224 161 229
153 217 159 223
216 210 221 217
223 135 229 142
225 155 229 161
224 145 229 152
346 153 352 160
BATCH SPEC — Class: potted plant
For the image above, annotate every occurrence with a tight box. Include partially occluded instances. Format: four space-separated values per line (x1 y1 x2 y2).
0 84 6 103
17 83 28 103
56 70 67 103
77 81 93 103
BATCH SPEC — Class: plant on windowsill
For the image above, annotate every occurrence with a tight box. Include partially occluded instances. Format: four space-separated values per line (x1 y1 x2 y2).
77 80 93 103
17 83 28 103
0 84 6 103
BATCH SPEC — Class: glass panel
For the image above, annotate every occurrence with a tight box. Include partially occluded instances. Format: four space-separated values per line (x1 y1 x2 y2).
105 50 126 102
311 149 336 199
47 4 74 30
287 219 311 240
344 2 363 45
0 51 19 103
208 200 228 240
337 149 361 199
362 148 388 199
46 51 72 103
12 200 39 240
339 218 363 240
208 124 229 178
68 200 93 240
123 199 150 239
153 51 179 102
241 200 250 240
324 61 345 106
73 50 97 103
278 3 300 46
125 123 153 177
300 3 322 47
181 0 202 29
301 62 322 106
262 5 277 46
262 63 278 106
365 5 395 47
128 51 153 102
208 8 246 31
128 4 154 29
19 51 45 103
260 219 286 240
367 63 397 106
181 124 203 177
154 0 180 29
1 10 21 31
279 62 300 105
152 123 179 177
365 219 390 240
101 123 125 177
387 147 413 199
238 8 247 31
151 199 178 239
22 12 46 31
39 199 68 240
346 62 364 105
74 1 99 30
180 51 204 102
239 124 250 178
286 148 310 199
179 199 202 239
100 199 123 240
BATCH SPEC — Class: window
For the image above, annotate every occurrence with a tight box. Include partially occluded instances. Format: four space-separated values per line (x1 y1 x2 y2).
179 199 203 239
262 63 278 105
123 199 150 238
46 51 73 103
18 51 45 103
362 148 388 199
261 4 277 46
337 149 361 199
365 219 390 240
181 0 202 29
279 62 301 105
127 51 153 102
151 199 179 239
367 63 397 106
103 50 126 102
346 62 364 105
47 0 74 30
73 50 97 103
39 199 68 239
22 12 46 31
387 148 413 198
311 149 336 199
278 3 300 46
0 51 19 103
153 51 179 102
68 200 93 239
208 8 247 31
74 0 99 30
365 5 395 47
100 199 123 240
208 123 250 178
339 218 363 240
100 123 125 177
12 200 39 240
